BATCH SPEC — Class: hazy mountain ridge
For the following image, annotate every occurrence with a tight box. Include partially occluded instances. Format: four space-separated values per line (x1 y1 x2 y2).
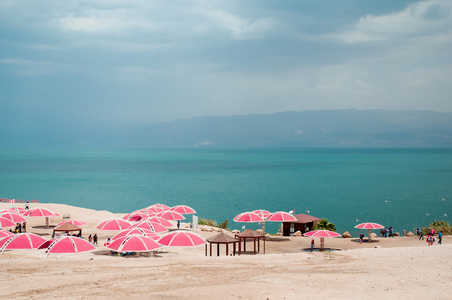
1 110 452 148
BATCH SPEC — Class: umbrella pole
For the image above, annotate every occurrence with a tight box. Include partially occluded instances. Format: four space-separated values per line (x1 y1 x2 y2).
262 221 266 236
320 237 325 251
368 229 371 241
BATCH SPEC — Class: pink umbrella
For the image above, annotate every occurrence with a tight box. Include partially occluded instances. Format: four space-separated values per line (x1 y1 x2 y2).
38 236 96 256
130 220 168 233
252 209 271 219
112 228 160 241
96 219 131 231
158 231 206 247
355 222 384 240
145 206 164 214
147 216 173 228
0 216 16 228
0 233 46 253
23 208 60 217
122 212 149 222
170 205 196 214
108 235 161 252
304 230 341 251
0 230 14 238
266 211 297 222
149 203 170 211
56 220 87 227
233 212 263 223
4 207 27 215
156 211 185 221
0 212 27 223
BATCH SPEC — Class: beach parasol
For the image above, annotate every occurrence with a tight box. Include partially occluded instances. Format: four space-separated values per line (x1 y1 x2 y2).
252 209 271 219
56 220 87 227
157 211 185 221
233 212 263 223
129 220 168 233
158 231 206 247
0 211 26 223
23 208 60 217
303 230 341 251
112 228 160 241
147 216 173 228
170 205 196 214
107 235 161 252
96 219 131 231
266 211 297 222
355 222 384 241
145 206 163 214
0 230 14 238
0 233 46 253
122 212 149 222
148 203 171 211
3 207 27 215
0 216 16 228
38 236 96 256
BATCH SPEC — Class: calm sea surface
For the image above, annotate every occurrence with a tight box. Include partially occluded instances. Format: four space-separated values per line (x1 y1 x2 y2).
1 148 451 236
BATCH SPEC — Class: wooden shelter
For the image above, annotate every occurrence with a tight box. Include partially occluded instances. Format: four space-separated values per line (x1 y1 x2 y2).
282 214 320 236
52 222 82 238
235 229 265 255
205 232 239 256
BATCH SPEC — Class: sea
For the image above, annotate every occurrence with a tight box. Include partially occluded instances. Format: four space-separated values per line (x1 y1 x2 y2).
1 148 451 236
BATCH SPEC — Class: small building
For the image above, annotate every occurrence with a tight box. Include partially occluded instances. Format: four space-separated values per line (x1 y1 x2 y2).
282 214 321 236
205 232 239 256
52 222 82 238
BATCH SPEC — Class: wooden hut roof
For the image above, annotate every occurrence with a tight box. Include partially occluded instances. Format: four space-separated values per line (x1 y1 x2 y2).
53 222 81 232
290 214 321 224
236 229 264 238
207 232 238 244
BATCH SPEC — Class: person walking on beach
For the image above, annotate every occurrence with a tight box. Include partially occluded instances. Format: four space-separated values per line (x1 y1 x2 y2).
438 231 442 244
359 234 364 244
310 239 314 252
177 220 180 229
93 234 98 245
89 234 93 244
25 201 29 210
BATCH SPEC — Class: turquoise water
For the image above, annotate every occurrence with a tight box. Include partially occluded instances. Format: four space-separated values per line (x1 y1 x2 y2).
1 148 451 236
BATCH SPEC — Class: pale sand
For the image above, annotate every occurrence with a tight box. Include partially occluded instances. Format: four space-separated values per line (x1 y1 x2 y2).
0 203 451 299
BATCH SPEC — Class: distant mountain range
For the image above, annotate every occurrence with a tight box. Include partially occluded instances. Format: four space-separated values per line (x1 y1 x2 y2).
2 110 452 148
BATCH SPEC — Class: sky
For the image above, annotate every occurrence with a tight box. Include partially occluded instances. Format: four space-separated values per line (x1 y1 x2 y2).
1 0 451 127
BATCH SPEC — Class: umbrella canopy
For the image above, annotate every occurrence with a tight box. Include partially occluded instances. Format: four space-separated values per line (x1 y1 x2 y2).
252 209 272 219
148 203 170 211
23 208 60 217
107 234 161 252
0 230 14 238
147 216 173 228
233 212 263 223
1 211 27 223
266 211 297 222
0 233 46 252
145 206 163 214
355 222 384 240
304 230 341 238
158 231 206 247
156 211 185 221
122 212 149 222
170 205 196 214
0 216 16 228
56 220 87 227
3 207 27 215
38 236 95 256
96 219 131 231
112 228 160 241
129 220 168 233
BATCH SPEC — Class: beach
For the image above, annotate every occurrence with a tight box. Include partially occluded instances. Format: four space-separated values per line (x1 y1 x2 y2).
0 203 450 299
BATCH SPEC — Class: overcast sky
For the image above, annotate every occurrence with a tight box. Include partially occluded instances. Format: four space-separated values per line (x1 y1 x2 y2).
1 0 451 126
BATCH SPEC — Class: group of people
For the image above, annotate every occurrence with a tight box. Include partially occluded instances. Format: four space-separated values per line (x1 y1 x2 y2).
10 222 26 233
88 234 98 245
417 228 443 246
379 226 394 237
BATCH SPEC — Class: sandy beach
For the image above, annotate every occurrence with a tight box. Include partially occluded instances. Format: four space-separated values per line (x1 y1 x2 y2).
0 203 450 299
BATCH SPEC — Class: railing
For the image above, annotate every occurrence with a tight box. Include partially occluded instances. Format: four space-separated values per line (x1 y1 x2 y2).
0 198 40 203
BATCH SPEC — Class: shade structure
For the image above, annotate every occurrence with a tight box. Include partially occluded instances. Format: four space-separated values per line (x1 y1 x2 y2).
23 208 60 217
303 230 342 238
96 219 131 231
148 203 170 211
0 230 14 238
112 228 160 241
252 209 271 219
266 211 297 222
0 212 27 223
147 216 173 228
156 211 185 221
56 220 87 227
4 207 27 214
0 216 16 228
38 236 96 256
107 234 161 252
0 233 46 252
233 212 263 223
158 231 206 247
170 205 196 214
145 206 163 214
355 222 384 240
122 212 149 222
129 220 168 233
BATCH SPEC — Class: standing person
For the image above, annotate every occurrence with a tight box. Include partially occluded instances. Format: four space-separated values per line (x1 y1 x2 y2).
359 233 364 244
419 229 424 240
310 239 314 252
23 222 26 232
18 223 22 233
177 220 180 229
89 234 93 244
389 226 393 238
438 231 442 244
25 201 29 210
427 234 433 246
93 234 98 245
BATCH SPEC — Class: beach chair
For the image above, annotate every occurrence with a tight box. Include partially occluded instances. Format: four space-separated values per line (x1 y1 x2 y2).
62 214 71 220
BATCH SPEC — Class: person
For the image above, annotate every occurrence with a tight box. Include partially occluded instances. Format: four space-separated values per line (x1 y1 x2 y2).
23 222 26 232
25 201 29 210
18 223 22 233
177 220 180 229
419 230 424 240
389 226 394 238
89 234 93 243
416 228 420 238
93 234 98 245
310 239 314 252
359 233 364 244
427 234 433 246
438 231 442 244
